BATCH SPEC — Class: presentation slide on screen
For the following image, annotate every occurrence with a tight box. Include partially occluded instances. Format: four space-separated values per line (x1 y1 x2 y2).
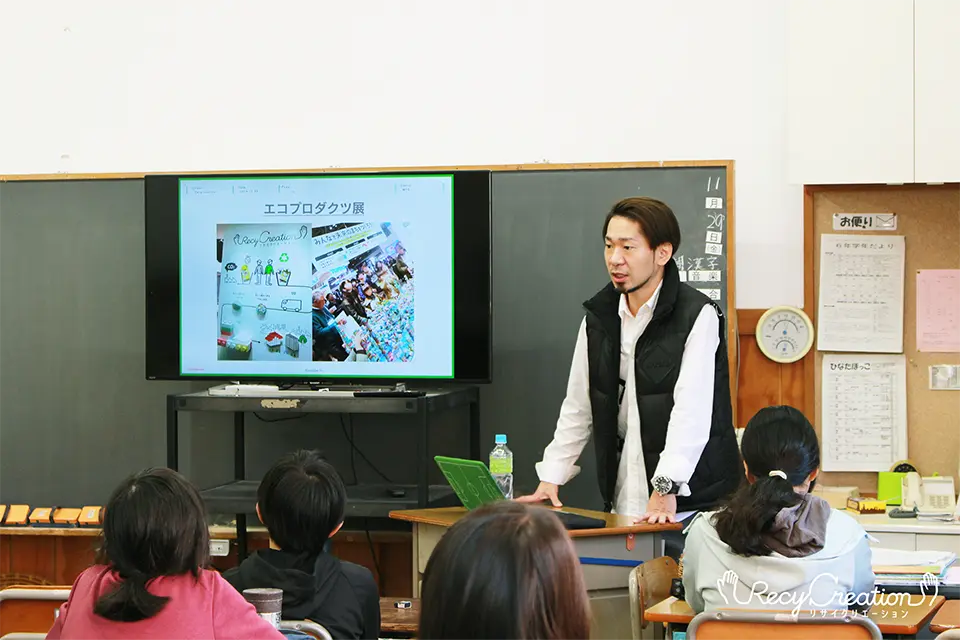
178 175 454 378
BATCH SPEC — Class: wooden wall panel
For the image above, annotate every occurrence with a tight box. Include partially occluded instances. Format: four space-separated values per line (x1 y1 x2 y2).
7 537 57 586
737 336 783 427
735 309 810 428
0 528 412 597
55 538 97 585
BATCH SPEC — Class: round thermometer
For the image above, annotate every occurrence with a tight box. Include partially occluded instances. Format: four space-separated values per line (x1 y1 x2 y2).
755 306 814 364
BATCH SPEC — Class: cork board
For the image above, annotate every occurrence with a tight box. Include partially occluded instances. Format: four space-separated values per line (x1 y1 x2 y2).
810 185 960 493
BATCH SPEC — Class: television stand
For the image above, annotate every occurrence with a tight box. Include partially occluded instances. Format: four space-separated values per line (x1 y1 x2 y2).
206 382 422 397
166 386 480 559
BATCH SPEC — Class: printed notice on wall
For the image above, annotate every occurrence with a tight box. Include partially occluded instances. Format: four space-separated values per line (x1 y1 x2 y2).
917 269 960 353
930 365 960 391
817 235 905 353
821 354 907 472
832 213 897 231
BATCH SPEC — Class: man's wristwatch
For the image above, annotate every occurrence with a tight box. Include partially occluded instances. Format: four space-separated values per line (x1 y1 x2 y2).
652 475 681 496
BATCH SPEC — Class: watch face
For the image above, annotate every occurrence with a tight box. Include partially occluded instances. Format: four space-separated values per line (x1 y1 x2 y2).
654 476 671 494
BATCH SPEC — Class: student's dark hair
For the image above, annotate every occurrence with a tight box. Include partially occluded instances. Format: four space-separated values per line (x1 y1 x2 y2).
419 501 591 640
257 449 345 557
93 467 210 622
713 405 820 557
602 196 682 254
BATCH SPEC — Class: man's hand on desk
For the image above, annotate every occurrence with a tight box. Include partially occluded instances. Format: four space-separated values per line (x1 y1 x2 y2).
635 492 677 524
514 481 562 507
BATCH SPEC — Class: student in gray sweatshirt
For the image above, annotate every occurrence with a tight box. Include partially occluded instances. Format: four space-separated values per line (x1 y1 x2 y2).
682 406 875 614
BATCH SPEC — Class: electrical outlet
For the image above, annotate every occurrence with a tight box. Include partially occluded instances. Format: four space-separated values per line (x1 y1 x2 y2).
209 539 230 557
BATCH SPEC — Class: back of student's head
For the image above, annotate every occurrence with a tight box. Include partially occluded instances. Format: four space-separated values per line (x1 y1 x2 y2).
419 501 591 640
257 449 345 556
94 467 210 622
712 405 820 557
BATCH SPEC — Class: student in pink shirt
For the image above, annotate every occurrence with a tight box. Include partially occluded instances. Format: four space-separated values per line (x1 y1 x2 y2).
46 468 283 640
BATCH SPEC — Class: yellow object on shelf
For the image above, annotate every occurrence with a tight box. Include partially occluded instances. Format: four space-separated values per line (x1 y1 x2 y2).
847 497 887 514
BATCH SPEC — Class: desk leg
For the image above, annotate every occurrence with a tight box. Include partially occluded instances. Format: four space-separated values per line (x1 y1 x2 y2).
410 523 444 598
235 411 247 561
167 396 179 471
411 524 421 598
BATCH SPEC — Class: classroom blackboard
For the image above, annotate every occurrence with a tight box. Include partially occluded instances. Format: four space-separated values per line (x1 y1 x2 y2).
0 161 735 510
493 165 732 317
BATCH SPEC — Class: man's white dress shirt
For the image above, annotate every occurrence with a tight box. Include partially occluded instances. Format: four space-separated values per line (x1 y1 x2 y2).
535 282 720 516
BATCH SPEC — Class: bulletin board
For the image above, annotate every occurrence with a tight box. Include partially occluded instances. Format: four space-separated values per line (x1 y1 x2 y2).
808 184 960 493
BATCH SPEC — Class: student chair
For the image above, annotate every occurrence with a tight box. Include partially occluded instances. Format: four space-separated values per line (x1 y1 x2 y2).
686 610 882 640
628 556 679 639
279 619 333 640
0 586 70 638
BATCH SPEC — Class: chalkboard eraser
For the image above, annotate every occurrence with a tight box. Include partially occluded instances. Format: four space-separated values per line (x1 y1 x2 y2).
53 507 82 526
78 506 103 526
28 506 56 526
4 504 30 526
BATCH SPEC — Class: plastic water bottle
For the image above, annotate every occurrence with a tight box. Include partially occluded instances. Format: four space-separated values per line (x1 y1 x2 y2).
490 434 514 499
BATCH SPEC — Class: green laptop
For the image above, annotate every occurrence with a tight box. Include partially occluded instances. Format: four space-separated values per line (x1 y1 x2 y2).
433 455 605 530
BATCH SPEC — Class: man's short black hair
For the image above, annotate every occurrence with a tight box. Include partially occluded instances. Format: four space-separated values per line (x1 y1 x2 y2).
603 196 682 254
257 449 346 556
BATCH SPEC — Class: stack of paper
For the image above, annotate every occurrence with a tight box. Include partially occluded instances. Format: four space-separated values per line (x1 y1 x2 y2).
872 548 957 586
945 566 960 586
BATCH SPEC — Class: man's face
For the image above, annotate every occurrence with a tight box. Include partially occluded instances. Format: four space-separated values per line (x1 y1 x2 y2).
604 216 670 293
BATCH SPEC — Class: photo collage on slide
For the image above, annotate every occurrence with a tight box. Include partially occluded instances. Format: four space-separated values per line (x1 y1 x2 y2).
215 221 414 364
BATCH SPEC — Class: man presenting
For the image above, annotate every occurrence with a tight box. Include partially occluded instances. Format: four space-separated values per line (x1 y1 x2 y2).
517 197 741 557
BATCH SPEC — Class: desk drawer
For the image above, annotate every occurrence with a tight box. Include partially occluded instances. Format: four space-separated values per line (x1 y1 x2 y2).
917 534 960 554
869 532 915 550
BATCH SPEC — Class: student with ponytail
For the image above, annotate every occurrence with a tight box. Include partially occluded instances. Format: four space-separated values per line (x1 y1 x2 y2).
682 406 874 613
46 468 282 639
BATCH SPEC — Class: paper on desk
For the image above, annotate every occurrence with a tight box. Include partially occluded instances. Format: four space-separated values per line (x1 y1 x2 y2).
871 548 956 572
818 235 905 353
945 566 960 586
871 548 955 567
821 354 907 472
917 270 960 352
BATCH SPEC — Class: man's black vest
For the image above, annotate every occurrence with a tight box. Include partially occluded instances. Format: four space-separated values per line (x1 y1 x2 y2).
582 260 742 513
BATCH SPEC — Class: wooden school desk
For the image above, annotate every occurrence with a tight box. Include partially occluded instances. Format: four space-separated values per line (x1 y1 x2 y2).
931 599 960 633
645 595 946 638
379 597 419 637
389 505 681 640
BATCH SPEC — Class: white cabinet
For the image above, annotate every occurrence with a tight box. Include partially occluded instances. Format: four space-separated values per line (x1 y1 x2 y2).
915 0 960 183
868 531 917 551
921 534 960 554
787 0 914 185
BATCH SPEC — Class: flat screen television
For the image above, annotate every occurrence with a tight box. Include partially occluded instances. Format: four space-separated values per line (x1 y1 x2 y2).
145 170 491 383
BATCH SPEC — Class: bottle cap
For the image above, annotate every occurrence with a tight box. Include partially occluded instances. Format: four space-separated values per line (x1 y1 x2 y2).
495 434 506 444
